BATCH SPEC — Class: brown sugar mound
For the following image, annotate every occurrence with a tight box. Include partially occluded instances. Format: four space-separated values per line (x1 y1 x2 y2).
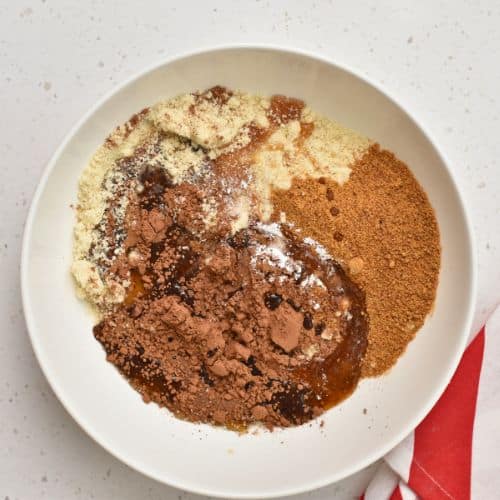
272 144 440 377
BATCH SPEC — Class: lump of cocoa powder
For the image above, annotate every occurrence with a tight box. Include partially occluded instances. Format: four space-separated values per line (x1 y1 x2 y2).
269 304 302 353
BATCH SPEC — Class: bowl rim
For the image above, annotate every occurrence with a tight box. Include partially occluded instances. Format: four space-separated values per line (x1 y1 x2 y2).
20 43 477 499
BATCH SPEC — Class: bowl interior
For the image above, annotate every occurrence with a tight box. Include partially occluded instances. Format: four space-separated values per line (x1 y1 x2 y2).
22 47 474 498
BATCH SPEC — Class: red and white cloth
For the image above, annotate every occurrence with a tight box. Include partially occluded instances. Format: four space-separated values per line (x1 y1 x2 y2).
362 306 499 500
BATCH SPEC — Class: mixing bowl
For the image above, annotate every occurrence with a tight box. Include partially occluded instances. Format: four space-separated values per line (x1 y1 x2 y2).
21 46 475 498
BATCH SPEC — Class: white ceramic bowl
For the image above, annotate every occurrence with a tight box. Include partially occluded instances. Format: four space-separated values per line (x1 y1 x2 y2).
21 46 475 498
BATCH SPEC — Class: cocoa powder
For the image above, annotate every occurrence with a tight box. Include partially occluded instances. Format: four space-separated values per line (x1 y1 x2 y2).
94 162 369 429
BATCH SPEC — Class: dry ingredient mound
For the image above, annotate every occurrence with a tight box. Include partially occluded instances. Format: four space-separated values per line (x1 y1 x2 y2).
72 86 440 429
272 145 440 376
93 166 368 427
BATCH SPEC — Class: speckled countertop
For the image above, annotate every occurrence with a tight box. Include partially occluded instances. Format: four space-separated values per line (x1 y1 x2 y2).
1 1 499 499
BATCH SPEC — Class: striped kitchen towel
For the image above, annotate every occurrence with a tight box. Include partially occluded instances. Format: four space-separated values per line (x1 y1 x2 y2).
362 306 499 500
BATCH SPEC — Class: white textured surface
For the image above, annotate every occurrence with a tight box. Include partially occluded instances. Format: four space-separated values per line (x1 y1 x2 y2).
0 1 498 499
